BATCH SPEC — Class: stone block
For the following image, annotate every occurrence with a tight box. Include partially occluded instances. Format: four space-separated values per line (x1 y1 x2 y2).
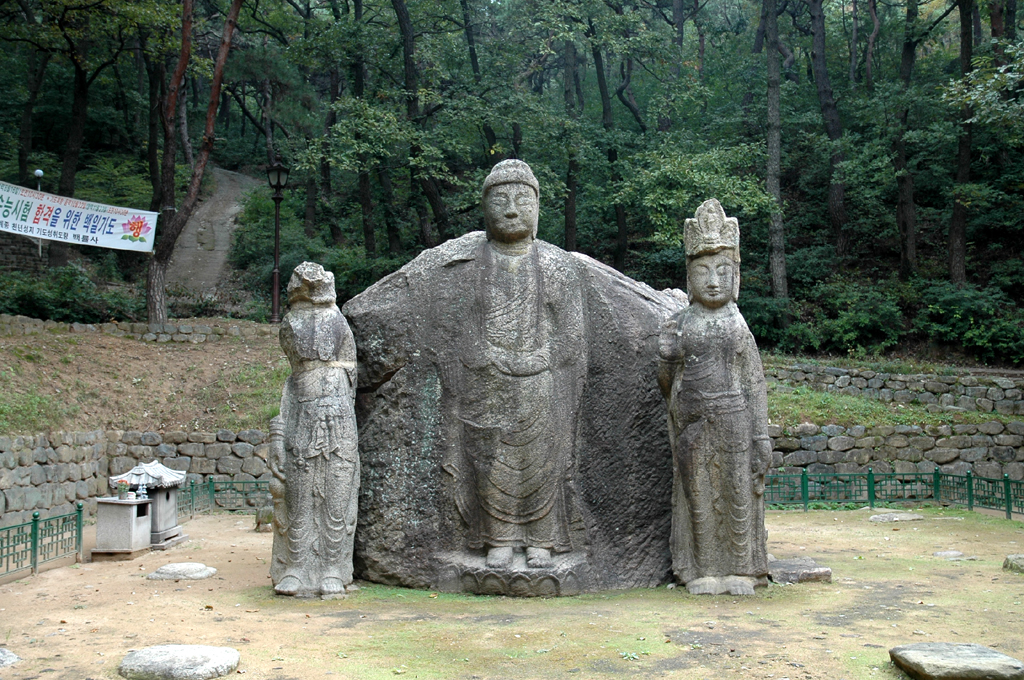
821 424 846 436
241 457 266 477
122 430 142 445
23 486 42 510
828 436 856 451
254 444 269 461
177 442 204 457
818 450 846 465
806 463 835 475
870 460 892 474
953 423 979 435
987 388 1006 402
191 458 217 475
1005 462 1024 481
767 424 783 438
76 480 89 499
216 457 244 475
897 447 924 463
163 457 191 472
205 443 232 459
886 435 910 448
140 432 162 446
959 447 989 463
164 431 188 444
237 429 266 445
217 429 236 442
955 396 977 411
996 399 1016 415
851 377 868 389
892 460 918 475
800 435 828 452
972 434 995 447
110 456 135 475
992 446 1017 462
783 450 818 467
937 435 971 449
231 442 255 458
924 381 949 393
941 461 972 476
966 386 988 398
867 425 896 437
774 437 800 452
188 431 217 444
28 464 44 485
156 443 177 457
179 324 193 333
127 445 153 459
916 460 937 474
977 398 995 412
974 461 1003 479
4 487 25 512
908 436 935 451
926 448 959 464
978 420 1005 435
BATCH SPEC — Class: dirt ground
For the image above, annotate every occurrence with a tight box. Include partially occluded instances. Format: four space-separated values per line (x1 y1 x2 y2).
1 507 1022 680
0 323 283 434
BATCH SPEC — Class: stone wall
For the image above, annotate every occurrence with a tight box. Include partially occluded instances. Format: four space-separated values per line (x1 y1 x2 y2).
0 314 275 343
0 232 47 273
768 365 1024 415
4 419 1024 528
766 420 1024 480
0 428 270 528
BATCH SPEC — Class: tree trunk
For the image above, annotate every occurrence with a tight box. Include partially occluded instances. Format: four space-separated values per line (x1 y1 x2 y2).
949 0 974 287
766 0 788 303
592 40 628 269
304 172 317 239
178 85 194 169
808 0 850 258
49 60 93 268
378 167 402 255
563 39 579 252
358 172 376 256
147 0 244 323
849 0 858 87
459 0 497 154
262 78 275 164
1007 0 1017 40
18 50 50 187
695 0 706 80
352 0 376 256
865 0 880 91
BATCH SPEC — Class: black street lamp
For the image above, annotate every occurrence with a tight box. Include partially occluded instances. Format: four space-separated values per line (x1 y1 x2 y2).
266 162 289 323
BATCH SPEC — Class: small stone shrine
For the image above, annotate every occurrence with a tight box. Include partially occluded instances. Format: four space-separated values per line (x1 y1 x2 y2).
343 160 686 595
658 199 770 595
110 461 188 549
269 262 360 598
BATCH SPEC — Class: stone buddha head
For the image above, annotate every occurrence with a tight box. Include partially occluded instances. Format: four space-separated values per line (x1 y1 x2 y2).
683 199 741 309
482 160 540 244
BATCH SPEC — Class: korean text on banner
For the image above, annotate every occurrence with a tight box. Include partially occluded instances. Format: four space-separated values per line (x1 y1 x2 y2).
0 180 158 253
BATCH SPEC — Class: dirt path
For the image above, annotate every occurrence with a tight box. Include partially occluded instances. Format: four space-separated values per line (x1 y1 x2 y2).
1 509 1021 679
165 168 260 293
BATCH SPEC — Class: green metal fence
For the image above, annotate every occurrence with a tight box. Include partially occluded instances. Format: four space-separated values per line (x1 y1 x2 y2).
0 503 83 579
176 479 271 521
766 468 1023 519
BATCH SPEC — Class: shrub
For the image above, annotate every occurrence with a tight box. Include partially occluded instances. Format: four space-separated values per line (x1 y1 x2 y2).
913 281 1024 364
0 266 144 323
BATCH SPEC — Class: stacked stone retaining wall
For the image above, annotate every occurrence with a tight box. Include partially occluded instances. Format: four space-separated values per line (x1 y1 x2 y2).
768 365 1024 415
0 314 275 343
4 421 1024 528
0 428 269 528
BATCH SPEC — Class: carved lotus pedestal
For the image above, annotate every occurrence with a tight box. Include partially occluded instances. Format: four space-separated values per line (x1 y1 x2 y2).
435 551 594 597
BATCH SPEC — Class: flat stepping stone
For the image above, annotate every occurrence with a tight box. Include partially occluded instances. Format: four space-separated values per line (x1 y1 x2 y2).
768 557 832 585
0 648 19 668
1005 554 1024 574
147 563 217 581
119 645 239 680
933 551 963 559
870 512 924 523
890 643 1024 680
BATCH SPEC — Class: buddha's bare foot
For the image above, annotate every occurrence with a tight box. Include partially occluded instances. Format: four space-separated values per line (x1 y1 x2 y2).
275 575 302 596
526 547 552 568
321 577 346 597
723 576 756 596
685 577 724 595
485 547 513 569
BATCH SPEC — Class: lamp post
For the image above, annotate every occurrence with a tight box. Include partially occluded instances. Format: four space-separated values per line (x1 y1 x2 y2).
33 169 43 192
266 162 289 324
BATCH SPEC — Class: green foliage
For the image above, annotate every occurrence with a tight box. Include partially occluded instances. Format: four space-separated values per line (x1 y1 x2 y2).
913 282 1024 364
0 369 77 433
0 267 144 323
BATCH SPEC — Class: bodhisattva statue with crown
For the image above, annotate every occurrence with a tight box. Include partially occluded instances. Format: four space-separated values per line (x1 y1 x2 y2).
657 199 770 596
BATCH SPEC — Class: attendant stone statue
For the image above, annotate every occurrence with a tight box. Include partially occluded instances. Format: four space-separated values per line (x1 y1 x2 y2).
658 199 770 596
269 262 359 598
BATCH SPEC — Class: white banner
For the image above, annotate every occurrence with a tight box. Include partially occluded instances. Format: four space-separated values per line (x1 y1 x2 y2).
0 180 158 253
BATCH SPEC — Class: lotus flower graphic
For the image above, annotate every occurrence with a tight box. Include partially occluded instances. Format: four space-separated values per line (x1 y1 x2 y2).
121 216 152 242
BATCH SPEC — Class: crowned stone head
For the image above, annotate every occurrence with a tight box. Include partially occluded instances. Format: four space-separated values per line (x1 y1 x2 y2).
482 159 540 243
287 261 336 306
683 199 740 262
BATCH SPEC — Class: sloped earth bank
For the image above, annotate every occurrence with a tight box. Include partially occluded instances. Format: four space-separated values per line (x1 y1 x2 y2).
1 508 1022 680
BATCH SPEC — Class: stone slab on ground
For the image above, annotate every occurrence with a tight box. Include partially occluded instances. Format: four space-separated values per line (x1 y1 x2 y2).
146 563 217 580
1005 554 1024 574
118 645 239 680
870 512 924 523
933 551 963 559
767 556 832 584
0 648 18 668
890 643 1024 680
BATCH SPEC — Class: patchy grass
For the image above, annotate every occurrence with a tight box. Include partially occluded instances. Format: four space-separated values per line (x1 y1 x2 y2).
768 384 1019 429
196 358 290 431
763 352 966 376
0 368 79 432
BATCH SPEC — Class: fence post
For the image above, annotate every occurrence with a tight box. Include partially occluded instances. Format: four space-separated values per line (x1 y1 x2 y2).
1005 474 1013 521
76 502 84 563
190 479 196 518
801 469 809 512
867 468 875 509
933 467 941 503
208 478 215 509
30 511 40 575
967 471 974 511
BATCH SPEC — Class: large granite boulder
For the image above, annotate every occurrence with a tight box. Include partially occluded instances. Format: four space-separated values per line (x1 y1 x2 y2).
343 230 684 595
890 643 1024 680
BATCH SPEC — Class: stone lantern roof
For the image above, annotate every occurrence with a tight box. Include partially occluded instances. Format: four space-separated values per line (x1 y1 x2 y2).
110 461 186 489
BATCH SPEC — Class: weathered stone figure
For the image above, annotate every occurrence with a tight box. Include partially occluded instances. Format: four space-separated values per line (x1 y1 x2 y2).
344 160 684 595
442 160 586 570
269 262 359 597
658 199 770 596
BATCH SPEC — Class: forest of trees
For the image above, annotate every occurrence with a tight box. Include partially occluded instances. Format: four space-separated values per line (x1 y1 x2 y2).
1 0 1023 362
